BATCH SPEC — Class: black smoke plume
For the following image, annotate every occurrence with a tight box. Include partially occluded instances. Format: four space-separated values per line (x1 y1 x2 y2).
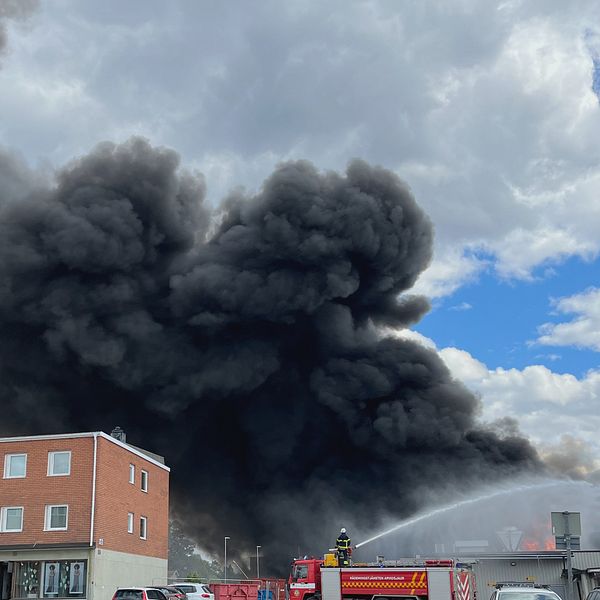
0 138 541 572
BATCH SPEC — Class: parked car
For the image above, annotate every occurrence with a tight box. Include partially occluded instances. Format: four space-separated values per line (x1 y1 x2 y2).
152 586 188 600
490 585 563 600
171 583 214 600
585 589 600 600
113 588 169 600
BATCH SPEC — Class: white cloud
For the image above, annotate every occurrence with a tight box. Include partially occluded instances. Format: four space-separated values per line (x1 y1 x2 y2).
442 349 592 407
537 287 600 351
411 249 485 299
438 346 600 466
388 330 600 469
439 347 490 382
380 327 438 350
449 301 473 311
491 228 598 280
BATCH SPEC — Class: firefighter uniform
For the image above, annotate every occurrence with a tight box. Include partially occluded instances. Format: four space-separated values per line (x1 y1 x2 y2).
336 529 351 566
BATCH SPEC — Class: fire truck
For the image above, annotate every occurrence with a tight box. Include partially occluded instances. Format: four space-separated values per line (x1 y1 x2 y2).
288 558 475 600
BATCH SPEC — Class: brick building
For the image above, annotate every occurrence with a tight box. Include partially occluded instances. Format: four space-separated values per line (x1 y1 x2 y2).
0 431 170 600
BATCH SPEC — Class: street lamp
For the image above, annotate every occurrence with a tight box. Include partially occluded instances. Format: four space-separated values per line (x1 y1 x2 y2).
256 545 261 580
224 536 230 583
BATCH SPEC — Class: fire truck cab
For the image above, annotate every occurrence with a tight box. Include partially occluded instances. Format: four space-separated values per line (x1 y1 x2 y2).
290 560 323 600
289 558 475 600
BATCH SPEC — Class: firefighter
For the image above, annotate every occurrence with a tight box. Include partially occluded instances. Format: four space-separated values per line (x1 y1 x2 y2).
336 528 352 566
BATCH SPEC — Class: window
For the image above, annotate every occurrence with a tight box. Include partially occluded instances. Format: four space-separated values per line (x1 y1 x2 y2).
292 564 308 580
1 506 23 532
129 463 135 484
140 469 148 492
114 592 143 600
67 561 85 596
127 512 134 534
4 453 27 478
45 505 68 531
146 591 167 600
139 516 147 540
28 560 88 598
48 451 71 476
13 561 40 598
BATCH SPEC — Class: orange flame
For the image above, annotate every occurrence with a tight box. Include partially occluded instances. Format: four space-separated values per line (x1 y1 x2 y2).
520 518 555 551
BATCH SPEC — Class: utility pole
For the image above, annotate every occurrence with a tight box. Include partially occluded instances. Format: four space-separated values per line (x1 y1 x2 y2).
551 511 581 600
564 512 573 600
224 536 230 583
256 545 261 580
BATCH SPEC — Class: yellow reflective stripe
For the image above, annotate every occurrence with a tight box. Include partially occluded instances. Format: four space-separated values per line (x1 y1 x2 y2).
343 582 427 589
410 572 418 595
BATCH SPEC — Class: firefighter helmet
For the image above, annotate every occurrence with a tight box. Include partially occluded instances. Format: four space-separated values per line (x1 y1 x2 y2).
340 527 346 533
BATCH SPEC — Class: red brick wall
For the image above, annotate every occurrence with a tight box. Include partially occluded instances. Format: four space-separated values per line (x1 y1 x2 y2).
0 437 94 545
93 436 169 559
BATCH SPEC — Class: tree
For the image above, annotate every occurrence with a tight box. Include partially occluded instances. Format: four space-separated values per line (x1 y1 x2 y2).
169 519 197 574
169 520 224 581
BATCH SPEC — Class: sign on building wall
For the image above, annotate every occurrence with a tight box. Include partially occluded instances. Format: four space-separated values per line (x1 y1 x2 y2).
551 512 581 537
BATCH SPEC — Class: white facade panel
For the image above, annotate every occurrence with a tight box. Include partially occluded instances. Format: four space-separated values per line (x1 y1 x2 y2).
90 548 168 600
427 569 451 600
321 569 341 600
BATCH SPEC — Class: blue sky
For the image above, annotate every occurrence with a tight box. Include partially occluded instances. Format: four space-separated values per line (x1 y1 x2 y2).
418 254 600 376
0 0 599 476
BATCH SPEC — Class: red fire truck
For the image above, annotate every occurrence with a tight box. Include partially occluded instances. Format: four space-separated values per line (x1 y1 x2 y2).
288 558 475 600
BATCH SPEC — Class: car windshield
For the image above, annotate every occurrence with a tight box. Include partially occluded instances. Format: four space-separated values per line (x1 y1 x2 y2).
499 592 560 600
115 591 144 600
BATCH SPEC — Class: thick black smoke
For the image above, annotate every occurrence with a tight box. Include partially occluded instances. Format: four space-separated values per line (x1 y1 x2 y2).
0 138 541 572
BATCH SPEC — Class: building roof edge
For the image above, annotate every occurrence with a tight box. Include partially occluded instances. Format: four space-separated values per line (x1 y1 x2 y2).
97 432 170 472
0 431 170 472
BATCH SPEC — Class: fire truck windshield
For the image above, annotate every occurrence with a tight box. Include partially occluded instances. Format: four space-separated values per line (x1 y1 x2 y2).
292 565 308 580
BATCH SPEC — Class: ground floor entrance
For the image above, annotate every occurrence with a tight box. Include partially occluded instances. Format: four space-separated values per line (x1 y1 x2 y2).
0 558 88 600
0 547 167 600
1 562 13 600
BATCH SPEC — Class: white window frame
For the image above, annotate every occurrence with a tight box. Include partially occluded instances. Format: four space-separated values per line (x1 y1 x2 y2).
47 451 71 477
140 516 147 540
44 504 69 531
140 469 148 492
127 512 134 534
3 453 27 479
129 464 135 484
0 506 24 532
